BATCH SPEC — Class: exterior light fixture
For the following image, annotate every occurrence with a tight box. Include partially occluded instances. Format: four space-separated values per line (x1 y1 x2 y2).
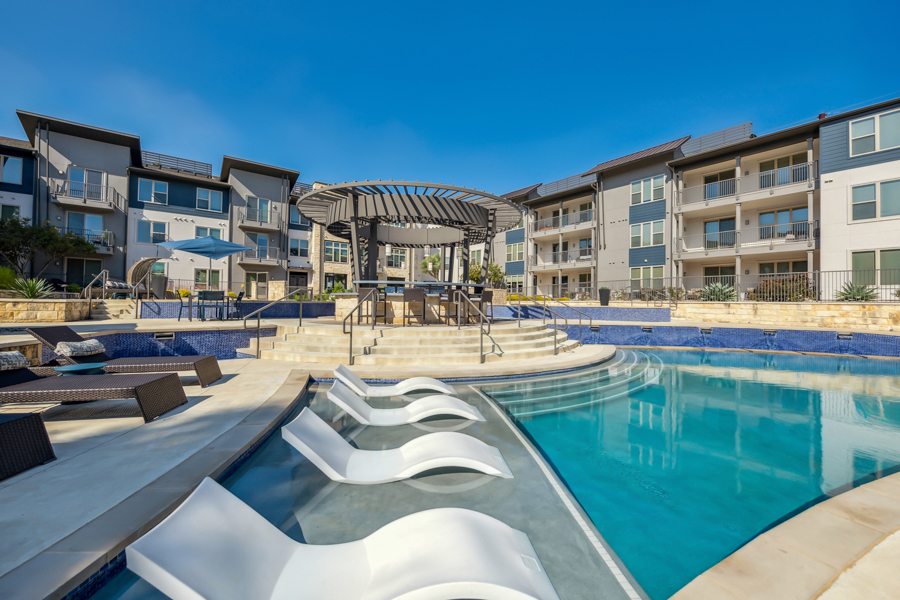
423 226 431 256
384 224 392 255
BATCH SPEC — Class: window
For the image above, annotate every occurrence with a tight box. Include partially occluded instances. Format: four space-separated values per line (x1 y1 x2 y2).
290 205 310 225
194 269 221 290
631 176 665 205
289 238 309 258
760 261 808 274
630 220 665 248
703 170 735 200
386 248 406 268
324 273 347 291
759 153 809 188
197 188 223 212
0 205 19 220
461 249 482 267
506 275 524 293
852 249 900 286
630 266 664 289
137 220 167 244
325 241 348 263
69 168 105 200
67 213 103 236
0 155 23 184
138 179 168 204
247 197 270 222
506 243 524 262
150 262 166 276
578 273 591 288
851 179 900 220
759 207 809 238
703 265 736 285
703 218 736 249
195 227 221 239
850 109 900 156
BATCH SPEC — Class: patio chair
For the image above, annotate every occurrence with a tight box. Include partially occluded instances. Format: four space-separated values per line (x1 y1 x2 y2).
0 413 56 481
0 364 188 423
27 326 223 388
175 293 192 322
126 478 560 600
228 291 245 320
466 288 494 323
281 407 512 484
402 287 426 326
327 381 485 426
334 364 455 397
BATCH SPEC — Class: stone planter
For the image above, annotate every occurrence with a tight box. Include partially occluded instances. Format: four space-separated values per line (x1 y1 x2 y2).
0 299 91 323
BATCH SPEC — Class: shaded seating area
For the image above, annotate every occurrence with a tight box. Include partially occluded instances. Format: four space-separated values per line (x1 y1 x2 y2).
27 326 223 387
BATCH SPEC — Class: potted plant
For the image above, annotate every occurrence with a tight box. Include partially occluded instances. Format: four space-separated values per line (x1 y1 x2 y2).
598 286 611 306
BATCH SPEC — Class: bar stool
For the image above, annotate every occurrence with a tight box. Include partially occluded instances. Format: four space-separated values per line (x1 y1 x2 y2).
438 285 462 325
467 289 494 323
356 284 378 324
402 288 426 326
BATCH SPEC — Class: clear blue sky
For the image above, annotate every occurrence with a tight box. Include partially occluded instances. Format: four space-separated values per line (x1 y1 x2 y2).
2 0 898 194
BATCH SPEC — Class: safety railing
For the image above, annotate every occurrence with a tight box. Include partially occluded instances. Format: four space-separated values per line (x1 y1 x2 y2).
679 161 818 206
240 247 283 261
342 288 380 365
533 209 594 232
681 178 737 205
49 178 125 210
59 228 115 248
677 221 819 254
238 208 281 227
514 293 571 355
452 289 494 364
141 151 213 177
532 248 596 267
243 287 311 359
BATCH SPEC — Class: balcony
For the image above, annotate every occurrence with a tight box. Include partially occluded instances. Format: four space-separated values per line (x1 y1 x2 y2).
533 209 594 237
676 221 818 258
238 247 283 266
141 151 213 177
59 228 115 255
679 162 817 210
238 208 281 232
531 248 596 271
49 178 124 212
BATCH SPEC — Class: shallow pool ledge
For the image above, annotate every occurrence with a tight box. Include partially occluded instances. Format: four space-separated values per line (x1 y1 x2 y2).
671 472 900 600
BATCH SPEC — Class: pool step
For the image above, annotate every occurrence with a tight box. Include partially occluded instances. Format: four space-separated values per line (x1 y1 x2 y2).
90 299 137 320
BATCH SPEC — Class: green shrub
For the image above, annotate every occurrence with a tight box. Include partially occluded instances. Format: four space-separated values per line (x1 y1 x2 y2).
749 275 814 302
66 283 81 294
699 282 737 302
12 277 54 299
0 266 15 289
836 282 877 302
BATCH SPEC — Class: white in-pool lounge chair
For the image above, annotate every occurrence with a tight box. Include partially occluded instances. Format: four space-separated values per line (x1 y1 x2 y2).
281 407 512 484
126 478 560 600
334 363 456 397
328 380 485 425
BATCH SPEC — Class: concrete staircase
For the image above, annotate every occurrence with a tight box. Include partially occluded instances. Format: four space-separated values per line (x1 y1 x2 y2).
240 322 580 365
90 299 137 320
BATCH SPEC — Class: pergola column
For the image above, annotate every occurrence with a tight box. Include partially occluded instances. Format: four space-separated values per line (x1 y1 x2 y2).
482 210 496 279
367 222 378 280
348 193 362 286
448 244 456 282
461 236 470 283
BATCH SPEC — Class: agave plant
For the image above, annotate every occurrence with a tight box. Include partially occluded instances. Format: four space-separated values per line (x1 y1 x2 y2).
11 277 54 299
836 282 877 302
699 282 737 302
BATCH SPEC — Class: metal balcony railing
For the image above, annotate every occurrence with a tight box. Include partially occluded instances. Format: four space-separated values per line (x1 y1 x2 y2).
239 208 281 227
292 181 313 195
241 247 282 261
532 248 596 267
677 221 819 253
59 228 115 247
535 174 592 197
141 151 213 177
533 209 594 232
49 178 125 209
679 161 818 206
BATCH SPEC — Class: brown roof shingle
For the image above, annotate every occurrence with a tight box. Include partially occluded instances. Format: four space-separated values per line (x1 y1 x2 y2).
582 136 690 176
502 183 542 199
0 136 33 151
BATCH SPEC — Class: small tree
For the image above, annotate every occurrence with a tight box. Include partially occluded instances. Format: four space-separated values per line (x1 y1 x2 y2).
485 262 506 287
0 217 98 278
420 253 441 276
468 264 482 284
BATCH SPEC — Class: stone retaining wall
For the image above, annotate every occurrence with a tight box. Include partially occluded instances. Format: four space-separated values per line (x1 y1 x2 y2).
0 299 91 322
672 302 900 331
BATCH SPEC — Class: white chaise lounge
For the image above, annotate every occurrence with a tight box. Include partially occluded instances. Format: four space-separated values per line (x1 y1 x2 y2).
328 380 485 425
281 407 513 484
126 478 561 600
334 363 456 397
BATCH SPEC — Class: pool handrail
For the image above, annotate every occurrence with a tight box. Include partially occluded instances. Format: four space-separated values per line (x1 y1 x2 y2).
242 287 311 359
515 293 570 354
342 287 380 365
452 289 494 364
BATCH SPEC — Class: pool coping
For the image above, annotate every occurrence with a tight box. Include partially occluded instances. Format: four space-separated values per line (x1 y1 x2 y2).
0 370 311 600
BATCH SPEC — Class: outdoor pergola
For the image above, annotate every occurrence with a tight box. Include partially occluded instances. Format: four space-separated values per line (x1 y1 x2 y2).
295 180 523 284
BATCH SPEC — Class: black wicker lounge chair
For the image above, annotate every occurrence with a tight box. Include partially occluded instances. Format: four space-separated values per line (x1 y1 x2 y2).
0 413 56 481
27 326 223 388
0 368 188 423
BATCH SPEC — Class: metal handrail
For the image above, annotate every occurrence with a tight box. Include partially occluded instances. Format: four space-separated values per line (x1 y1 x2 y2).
243 287 311 359
342 288 380 365
514 293 570 355
82 269 110 319
452 290 493 364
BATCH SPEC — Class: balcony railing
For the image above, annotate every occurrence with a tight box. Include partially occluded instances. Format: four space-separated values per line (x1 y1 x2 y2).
677 221 818 253
141 151 213 177
535 174 592 197
533 209 594 232
49 178 125 209
292 181 313 196
532 248 596 267
679 161 817 206
239 208 282 227
241 247 282 261
59 228 115 248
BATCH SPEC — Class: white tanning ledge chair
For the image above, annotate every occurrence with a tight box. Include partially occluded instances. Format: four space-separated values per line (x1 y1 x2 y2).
328 381 485 425
281 407 512 484
334 363 456 397
126 478 561 600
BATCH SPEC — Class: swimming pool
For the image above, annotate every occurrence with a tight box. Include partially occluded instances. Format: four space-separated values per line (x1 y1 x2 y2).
478 349 900 599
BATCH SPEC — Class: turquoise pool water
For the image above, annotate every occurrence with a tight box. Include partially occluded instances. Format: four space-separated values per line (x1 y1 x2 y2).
479 349 900 600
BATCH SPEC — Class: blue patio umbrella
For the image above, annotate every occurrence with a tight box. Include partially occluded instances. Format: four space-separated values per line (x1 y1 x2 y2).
156 236 252 286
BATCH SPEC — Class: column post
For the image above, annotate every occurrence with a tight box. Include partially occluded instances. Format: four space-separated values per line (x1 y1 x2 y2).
367 222 378 280
348 193 362 287
735 202 742 253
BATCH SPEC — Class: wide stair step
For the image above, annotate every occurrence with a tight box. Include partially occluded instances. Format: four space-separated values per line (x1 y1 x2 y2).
90 299 137 320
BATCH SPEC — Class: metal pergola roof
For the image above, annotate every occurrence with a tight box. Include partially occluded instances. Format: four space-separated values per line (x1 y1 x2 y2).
294 180 523 246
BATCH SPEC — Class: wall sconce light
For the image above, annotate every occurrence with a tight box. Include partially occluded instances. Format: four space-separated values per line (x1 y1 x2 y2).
56 215 62 220
745 219 750 225
745 270 750 275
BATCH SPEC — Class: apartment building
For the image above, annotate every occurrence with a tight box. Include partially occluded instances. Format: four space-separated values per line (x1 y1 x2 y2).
0 136 35 225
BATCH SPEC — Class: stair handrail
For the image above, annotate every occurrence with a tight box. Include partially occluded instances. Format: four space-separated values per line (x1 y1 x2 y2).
452 290 494 364
82 269 110 319
514 293 570 355
243 287 311 359
342 288 380 365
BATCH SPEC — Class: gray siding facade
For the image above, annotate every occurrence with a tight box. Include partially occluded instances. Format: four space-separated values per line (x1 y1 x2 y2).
820 102 900 174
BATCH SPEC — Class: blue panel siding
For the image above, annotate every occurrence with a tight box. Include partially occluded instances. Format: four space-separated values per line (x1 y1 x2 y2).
139 300 335 319
505 260 524 276
820 103 900 174
505 228 525 244
629 245 666 267
128 174 231 217
628 199 666 224
0 151 35 195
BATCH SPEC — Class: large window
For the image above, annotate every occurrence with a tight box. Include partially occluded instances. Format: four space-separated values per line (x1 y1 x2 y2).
506 243 524 262
703 170 735 200
289 205 309 226
703 265 736 285
852 249 900 285
461 249 482 267
759 207 809 238
760 261 808 274
325 241 348 263
138 179 168 204
247 197 271 222
67 212 103 234
197 188 223 212
631 176 664 205
324 273 347 291
851 179 900 221
850 109 900 156
506 275 523 293
703 218 736 249
194 269 220 290
69 168 105 200
136 220 167 244
386 248 406 268
195 227 221 239
290 238 309 258
759 153 809 188
0 155 23 184
631 266 664 289
630 220 665 248
1 205 19 220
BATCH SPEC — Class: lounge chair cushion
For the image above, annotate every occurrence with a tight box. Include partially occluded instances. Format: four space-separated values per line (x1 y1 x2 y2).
55 339 106 357
0 351 29 371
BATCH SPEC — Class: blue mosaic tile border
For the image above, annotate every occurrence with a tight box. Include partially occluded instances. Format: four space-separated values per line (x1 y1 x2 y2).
492 305 670 322
139 300 335 320
61 550 126 600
